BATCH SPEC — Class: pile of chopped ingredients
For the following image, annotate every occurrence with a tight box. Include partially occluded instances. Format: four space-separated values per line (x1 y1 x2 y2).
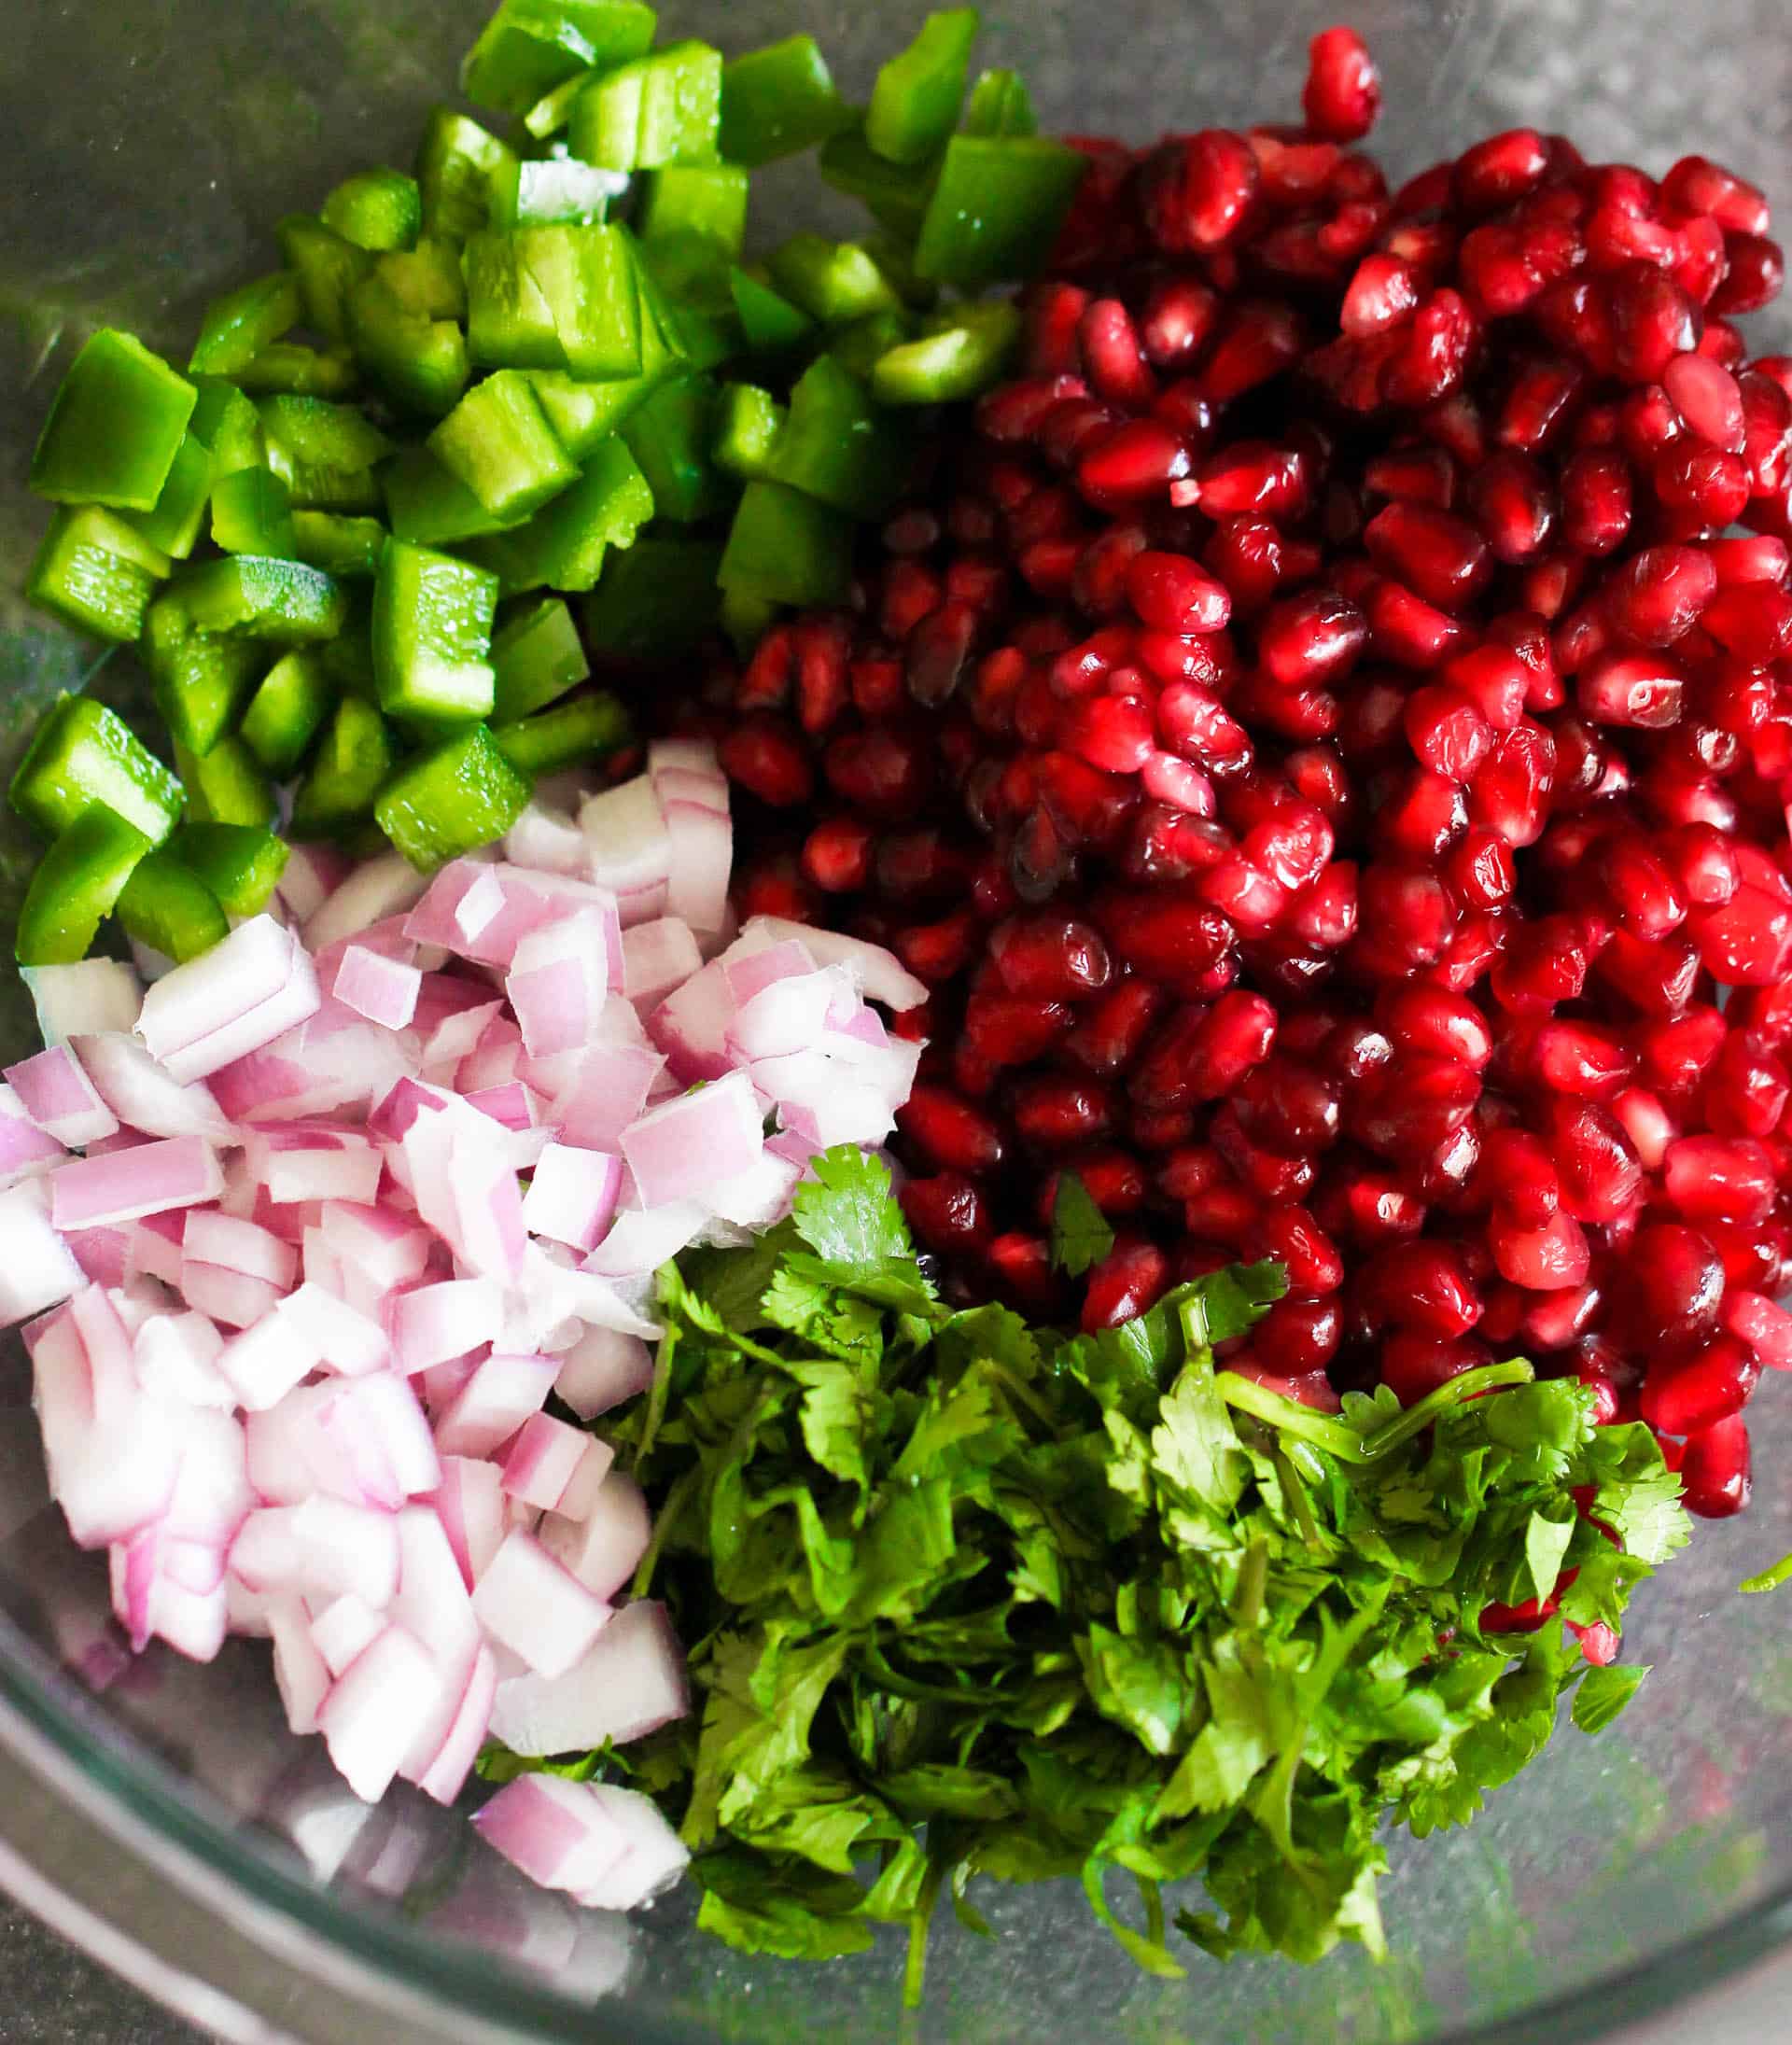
2 0 1789 2001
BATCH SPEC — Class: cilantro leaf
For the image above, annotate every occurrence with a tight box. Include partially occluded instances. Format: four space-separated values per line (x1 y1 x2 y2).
791 1146 917 1268
1050 1170 1114 1277
1571 1662 1650 1734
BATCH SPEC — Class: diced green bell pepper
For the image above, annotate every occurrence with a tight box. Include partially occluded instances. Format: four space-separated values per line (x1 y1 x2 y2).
765 235 904 327
189 273 303 377
322 168 424 253
527 366 666 455
914 135 1089 286
638 164 749 260
567 40 722 171
472 435 654 593
378 241 469 319
27 508 171 644
963 65 1037 136
620 373 727 524
817 126 941 241
719 35 853 166
321 609 379 702
30 330 197 511
116 848 230 962
375 721 532 871
728 268 816 360
15 806 152 965
119 434 213 560
491 157 622 229
170 822 289 916
235 345 359 400
175 736 276 828
866 8 980 164
464 224 640 378
372 539 499 726
189 378 265 478
277 216 375 343
427 370 580 520
582 535 722 657
862 231 939 310
522 72 592 142
345 273 470 420
712 382 785 480
416 107 519 245
492 688 629 777
719 582 779 656
491 596 591 721
768 354 907 516
461 0 657 118
142 601 269 755
720 481 853 609
211 468 297 557
292 511 388 580
872 301 1022 404
382 447 526 547
240 651 338 775
175 555 350 643
9 693 183 844
290 697 396 837
258 396 395 511
825 310 911 383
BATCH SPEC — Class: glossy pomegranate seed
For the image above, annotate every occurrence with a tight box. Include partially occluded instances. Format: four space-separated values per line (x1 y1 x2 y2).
1257 588 1368 687
1642 1334 1761 1436
1725 1289 1792 1369
1381 1332 1494 1407
1559 448 1633 553
718 715 814 806
1577 651 1687 728
1126 551 1231 634
1080 1237 1171 1330
961 993 1073 1068
1478 1127 1561 1226
1465 450 1556 562
1301 27 1380 140
896 1085 1006 1175
1611 266 1701 383
1490 1209 1590 1291
1364 502 1492 610
1711 233 1785 315
1622 1223 1727 1354
1679 1414 1752 1517
899 1172 993 1255
1141 131 1259 253
1661 155 1771 236
988 913 1113 1001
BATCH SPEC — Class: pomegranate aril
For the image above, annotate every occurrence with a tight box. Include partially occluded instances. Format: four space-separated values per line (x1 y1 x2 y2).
1010 1076 1115 1149
900 1172 994 1254
1080 1238 1170 1330
1142 131 1260 253
1560 448 1634 554
1679 1414 1751 1517
1642 1334 1761 1436
1490 1209 1590 1291
1711 232 1785 315
1302 26 1380 142
1380 1332 1493 1407
1661 155 1771 237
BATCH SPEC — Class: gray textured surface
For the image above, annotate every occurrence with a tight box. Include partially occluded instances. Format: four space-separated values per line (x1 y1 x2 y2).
5 0 1792 2041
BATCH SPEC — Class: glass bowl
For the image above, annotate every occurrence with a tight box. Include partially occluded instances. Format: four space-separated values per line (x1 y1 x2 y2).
4 2 1792 2038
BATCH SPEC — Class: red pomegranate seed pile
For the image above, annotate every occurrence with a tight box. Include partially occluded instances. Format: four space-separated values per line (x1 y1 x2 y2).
697 27 1792 1520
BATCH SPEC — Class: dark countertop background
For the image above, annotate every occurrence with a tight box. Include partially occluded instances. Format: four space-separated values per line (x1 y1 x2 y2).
0 1897 200 2044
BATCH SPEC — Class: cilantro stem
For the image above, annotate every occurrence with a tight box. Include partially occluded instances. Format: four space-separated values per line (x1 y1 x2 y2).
1740 1549 1792 1594
1357 1360 1534 1458
634 1323 679 1470
1215 1360 1536 1464
631 1464 697 1599
903 1857 946 2009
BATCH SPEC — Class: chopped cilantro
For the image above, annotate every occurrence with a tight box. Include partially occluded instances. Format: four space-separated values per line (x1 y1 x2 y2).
1049 1169 1114 1276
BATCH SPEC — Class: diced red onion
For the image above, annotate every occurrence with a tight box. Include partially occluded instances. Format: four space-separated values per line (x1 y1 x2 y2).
537 1470 648 1601
275 844 351 925
392 1278 505 1374
546 1044 665 1151
736 916 929 1011
486 1599 688 1757
0 1083 66 1183
138 917 322 1083
333 945 422 1030
230 1497 402 1607
620 917 702 1009
501 1413 595 1513
69 1033 232 1142
582 1199 707 1278
661 802 731 939
320 1625 444 1802
5 1044 119 1148
470 1774 633 1895
507 909 616 1058
520 1143 622 1253
185 1211 299 1288
181 1260 283 1332
310 1591 385 1678
551 1326 652 1421
22 960 143 1044
470 1529 610 1677
429 1455 509 1590
217 1307 319 1410
434 1352 559 1460
0 1184 86 1325
579 779 670 902
570 1785 690 1912
133 1308 231 1409
303 854 430 956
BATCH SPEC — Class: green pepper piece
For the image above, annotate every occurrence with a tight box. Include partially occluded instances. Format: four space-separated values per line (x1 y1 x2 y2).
638 164 749 261
117 435 212 561
482 435 655 593
719 581 779 656
427 370 580 520
290 698 396 837
491 157 622 230
866 8 980 164
767 354 908 516
720 482 853 609
276 217 375 343
143 602 268 756
189 378 265 478
239 651 338 776
321 607 379 703
292 511 388 580
382 447 527 547
728 268 816 361
116 848 231 962
211 469 297 557
27 508 171 644
872 301 1022 404
914 135 1089 286
259 396 395 512
175 736 276 828
825 309 911 383
711 382 785 480
416 107 520 245
10 693 183 844
345 276 470 421
31 330 197 511
464 224 641 379
461 0 657 118
862 231 939 310
492 596 591 721
492 688 629 777
765 235 904 327
375 722 532 871
189 273 303 377
235 344 360 400
380 242 469 319
719 35 853 167
322 168 424 253
620 373 727 525
175 555 350 643
526 366 666 455
963 66 1037 137
373 539 499 727
568 41 722 172
170 822 289 917
15 807 152 966
582 535 722 656
818 125 940 241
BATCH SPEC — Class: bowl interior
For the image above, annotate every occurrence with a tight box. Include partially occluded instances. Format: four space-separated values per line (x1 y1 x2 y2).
4 2 1792 2038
